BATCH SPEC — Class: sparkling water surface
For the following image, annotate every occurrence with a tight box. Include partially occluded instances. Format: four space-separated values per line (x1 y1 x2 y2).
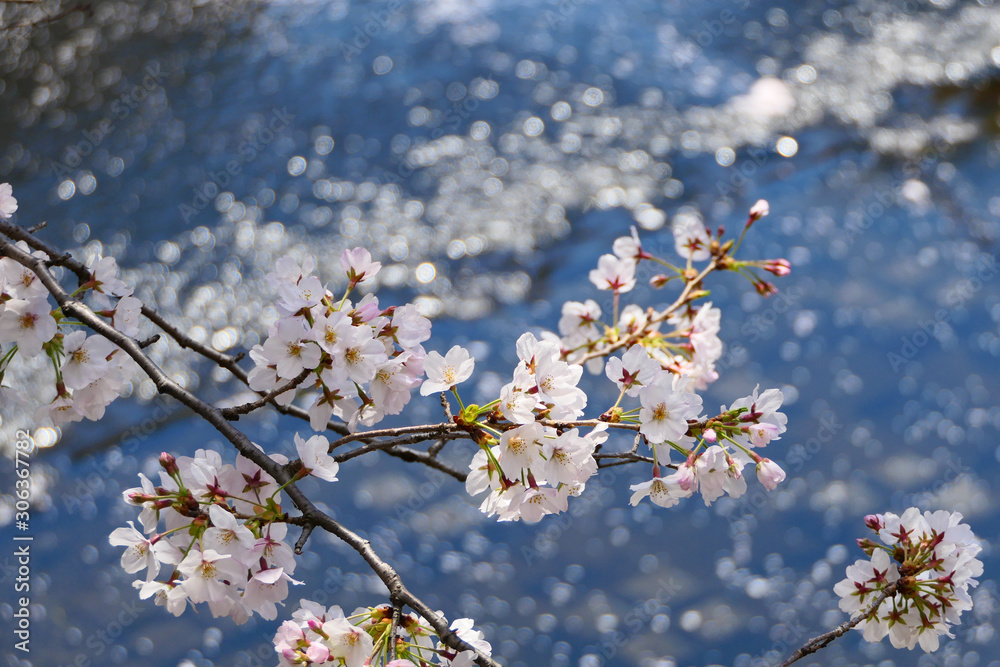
1 1 999 666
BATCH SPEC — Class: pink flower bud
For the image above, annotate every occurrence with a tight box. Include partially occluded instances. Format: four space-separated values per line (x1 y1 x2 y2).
159 452 178 475
674 463 696 492
764 259 791 277
754 281 778 297
748 199 769 222
756 458 786 490
864 514 884 531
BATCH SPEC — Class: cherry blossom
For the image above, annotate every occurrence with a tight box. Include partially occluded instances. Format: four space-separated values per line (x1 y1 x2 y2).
605 344 661 397
0 297 57 356
588 253 636 292
0 182 17 219
294 432 339 482
341 246 382 284
60 330 115 391
638 373 702 443
672 210 711 261
834 509 982 652
420 345 475 395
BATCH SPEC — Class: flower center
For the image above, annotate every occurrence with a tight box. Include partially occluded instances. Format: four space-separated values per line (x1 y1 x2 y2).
18 312 37 330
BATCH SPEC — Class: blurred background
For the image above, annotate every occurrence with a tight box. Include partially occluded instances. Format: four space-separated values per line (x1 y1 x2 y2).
1 0 1000 665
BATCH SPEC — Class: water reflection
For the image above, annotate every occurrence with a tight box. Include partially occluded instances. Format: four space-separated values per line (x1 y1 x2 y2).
1 0 999 666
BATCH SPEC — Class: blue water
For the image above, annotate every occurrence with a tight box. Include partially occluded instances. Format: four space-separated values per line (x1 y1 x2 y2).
2 1 1000 666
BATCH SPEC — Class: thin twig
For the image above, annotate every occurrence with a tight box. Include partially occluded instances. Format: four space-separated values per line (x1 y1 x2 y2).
0 2 89 30
574 259 718 366
781 583 898 666
220 368 312 419
383 446 467 482
137 334 160 349
294 524 315 555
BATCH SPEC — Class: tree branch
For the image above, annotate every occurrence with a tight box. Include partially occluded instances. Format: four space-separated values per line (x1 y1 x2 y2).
0 234 500 667
781 583 898 666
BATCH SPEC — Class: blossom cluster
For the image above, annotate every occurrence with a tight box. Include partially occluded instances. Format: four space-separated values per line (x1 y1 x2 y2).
273 599 492 667
0 185 142 426
628 384 788 508
459 331 601 521
111 434 340 624
462 207 790 520
834 508 983 652
247 249 435 432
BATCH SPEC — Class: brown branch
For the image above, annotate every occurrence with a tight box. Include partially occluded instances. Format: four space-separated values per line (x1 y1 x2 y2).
137 334 161 349
0 234 500 667
538 418 640 432
781 582 898 666
383 446 468 482
220 367 312 419
594 452 654 466
0 2 89 30
294 523 315 555
327 422 461 452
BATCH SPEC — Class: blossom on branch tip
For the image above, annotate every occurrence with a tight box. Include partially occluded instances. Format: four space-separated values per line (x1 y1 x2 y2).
420 345 475 395
0 182 17 219
294 432 339 482
589 254 636 292
261 318 321 379
638 372 702 444
749 199 770 222
834 509 982 653
108 521 179 581
60 330 115 391
672 210 711 262
0 297 57 356
629 473 690 508
341 247 382 284
754 458 786 490
605 345 660 397
612 226 650 261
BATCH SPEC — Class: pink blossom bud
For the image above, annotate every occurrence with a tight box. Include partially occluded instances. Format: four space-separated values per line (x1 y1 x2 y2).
748 199 770 222
755 458 786 490
754 281 778 297
159 452 178 475
864 514 884 531
305 642 330 663
703 428 717 443
675 463 696 492
650 274 670 288
353 298 381 322
764 259 791 277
